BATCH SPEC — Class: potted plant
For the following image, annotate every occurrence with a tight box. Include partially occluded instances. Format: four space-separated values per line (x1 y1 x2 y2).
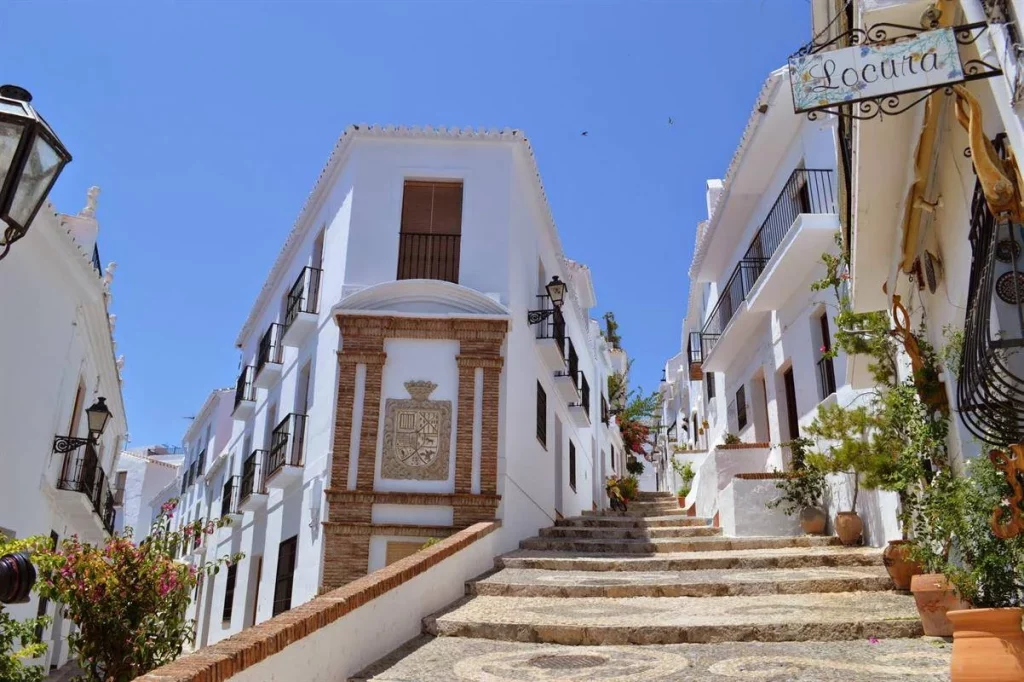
606 475 639 512
626 457 644 476
671 458 695 508
722 433 741 445
937 450 1024 680
765 444 828 535
907 467 972 636
804 403 879 546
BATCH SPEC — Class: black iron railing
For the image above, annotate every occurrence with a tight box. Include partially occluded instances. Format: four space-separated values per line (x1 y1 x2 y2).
234 365 255 410
534 295 566 360
221 475 240 516
257 324 283 376
284 266 322 333
817 356 837 400
397 232 460 283
700 259 766 349
580 373 590 419
267 413 307 479
57 445 115 534
240 450 267 503
744 169 835 264
958 134 1024 444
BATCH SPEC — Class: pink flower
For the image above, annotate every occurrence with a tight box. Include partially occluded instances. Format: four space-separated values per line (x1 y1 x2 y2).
840 272 850 281
820 345 827 353
868 637 880 644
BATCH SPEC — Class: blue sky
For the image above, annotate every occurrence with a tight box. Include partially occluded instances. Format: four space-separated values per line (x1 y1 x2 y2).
3 0 811 448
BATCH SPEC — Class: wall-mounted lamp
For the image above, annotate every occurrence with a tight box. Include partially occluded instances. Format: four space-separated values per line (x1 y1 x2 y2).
527 276 568 325
53 397 112 454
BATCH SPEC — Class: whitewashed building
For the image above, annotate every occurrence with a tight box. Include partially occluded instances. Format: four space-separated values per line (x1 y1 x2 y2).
113 444 185 535
183 125 622 646
0 187 128 672
658 68 903 544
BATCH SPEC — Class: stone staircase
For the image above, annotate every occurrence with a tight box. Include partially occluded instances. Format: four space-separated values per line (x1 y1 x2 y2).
351 491 951 681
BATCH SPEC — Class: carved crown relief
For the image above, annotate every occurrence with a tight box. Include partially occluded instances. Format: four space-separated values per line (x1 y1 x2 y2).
381 381 452 481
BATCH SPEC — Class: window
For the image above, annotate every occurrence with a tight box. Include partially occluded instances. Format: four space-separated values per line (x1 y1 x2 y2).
113 471 128 505
706 372 716 400
272 536 297 616
567 339 579 383
610 445 616 472
397 180 463 282
197 449 207 476
817 312 837 400
222 564 238 622
67 380 86 437
536 382 547 448
569 441 577 492
736 385 748 430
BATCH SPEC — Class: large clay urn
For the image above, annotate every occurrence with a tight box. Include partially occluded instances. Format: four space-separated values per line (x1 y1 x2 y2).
799 506 826 535
949 607 1024 681
910 573 969 637
882 540 923 590
834 511 863 546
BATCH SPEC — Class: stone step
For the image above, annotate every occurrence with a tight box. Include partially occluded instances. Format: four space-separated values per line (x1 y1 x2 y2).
424 592 923 645
469 566 894 598
539 525 722 540
498 546 884 572
555 515 712 528
635 491 675 500
519 534 840 554
623 500 681 510
582 508 688 518
348 635 951 682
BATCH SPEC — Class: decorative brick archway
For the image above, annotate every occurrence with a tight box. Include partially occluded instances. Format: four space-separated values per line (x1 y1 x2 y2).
321 314 507 591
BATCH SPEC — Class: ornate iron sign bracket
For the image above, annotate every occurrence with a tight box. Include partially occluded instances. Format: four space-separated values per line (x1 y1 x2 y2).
53 435 91 454
790 22 1002 122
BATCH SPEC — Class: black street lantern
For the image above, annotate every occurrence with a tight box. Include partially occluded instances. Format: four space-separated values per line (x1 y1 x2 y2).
85 397 112 441
545 276 566 309
527 276 570 325
0 85 72 261
53 397 113 454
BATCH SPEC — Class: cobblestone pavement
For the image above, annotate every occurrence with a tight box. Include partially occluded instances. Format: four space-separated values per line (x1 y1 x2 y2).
351 491 947 681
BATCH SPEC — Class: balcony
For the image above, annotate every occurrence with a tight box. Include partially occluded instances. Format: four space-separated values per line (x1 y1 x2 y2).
266 413 307 489
553 369 580 404
239 450 269 511
746 169 839 312
282 267 322 347
533 296 567 369
687 332 704 380
54 445 115 542
568 373 591 428
701 169 836 372
189 530 207 558
255 323 284 389
221 475 243 520
233 365 256 419
397 232 460 283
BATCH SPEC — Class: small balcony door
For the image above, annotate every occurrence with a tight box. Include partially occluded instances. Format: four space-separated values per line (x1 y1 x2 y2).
397 180 463 283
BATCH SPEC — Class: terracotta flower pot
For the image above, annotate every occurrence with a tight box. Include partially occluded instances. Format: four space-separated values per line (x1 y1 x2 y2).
834 511 863 546
910 573 970 637
882 540 923 590
677 496 685 508
949 607 1024 681
799 506 827 535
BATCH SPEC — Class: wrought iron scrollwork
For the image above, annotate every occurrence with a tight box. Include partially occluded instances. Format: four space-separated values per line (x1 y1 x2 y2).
53 435 91 454
527 309 556 325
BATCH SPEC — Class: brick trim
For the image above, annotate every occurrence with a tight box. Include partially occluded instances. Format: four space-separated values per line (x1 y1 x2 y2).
321 523 458 538
135 522 500 682
716 442 771 450
323 489 501 510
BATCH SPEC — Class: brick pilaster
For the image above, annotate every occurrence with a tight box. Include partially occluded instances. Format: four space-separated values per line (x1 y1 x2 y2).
331 358 359 490
454 358 477 494
480 360 503 495
356 353 386 490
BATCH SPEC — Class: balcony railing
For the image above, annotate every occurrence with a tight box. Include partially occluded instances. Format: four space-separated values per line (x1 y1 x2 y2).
234 365 255 409
267 413 307 479
743 169 835 265
56 445 115 534
284 267 322 332
257 323 284 375
240 450 268 503
221 475 241 517
817 356 837 400
687 331 703 366
958 134 1024 444
534 295 566 359
700 259 766 348
397 232 460 283
699 169 836 358
580 373 590 419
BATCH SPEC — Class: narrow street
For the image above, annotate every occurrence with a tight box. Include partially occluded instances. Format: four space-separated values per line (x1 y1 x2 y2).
352 492 951 681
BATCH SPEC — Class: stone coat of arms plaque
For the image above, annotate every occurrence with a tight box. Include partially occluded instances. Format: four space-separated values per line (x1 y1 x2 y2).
381 380 452 481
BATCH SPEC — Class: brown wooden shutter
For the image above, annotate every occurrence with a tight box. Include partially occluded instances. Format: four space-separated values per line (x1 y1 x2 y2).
397 180 463 282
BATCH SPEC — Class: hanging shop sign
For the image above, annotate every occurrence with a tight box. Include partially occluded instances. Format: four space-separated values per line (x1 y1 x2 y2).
789 22 1002 120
